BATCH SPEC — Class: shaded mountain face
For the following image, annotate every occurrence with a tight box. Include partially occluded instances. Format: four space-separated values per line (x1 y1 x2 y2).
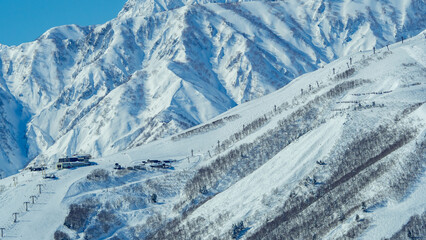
0 85 29 178
0 0 425 175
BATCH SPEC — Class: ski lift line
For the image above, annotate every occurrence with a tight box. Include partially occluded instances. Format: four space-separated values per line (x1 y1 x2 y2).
12 213 18 223
0 186 52 234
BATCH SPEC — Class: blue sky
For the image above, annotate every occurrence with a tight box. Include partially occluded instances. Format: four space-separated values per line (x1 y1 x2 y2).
0 0 127 46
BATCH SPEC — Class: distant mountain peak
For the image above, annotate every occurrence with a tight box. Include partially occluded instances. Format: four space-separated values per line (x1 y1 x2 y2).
37 25 91 42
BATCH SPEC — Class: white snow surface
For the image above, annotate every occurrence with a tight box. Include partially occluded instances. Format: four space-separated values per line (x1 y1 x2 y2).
0 0 425 177
0 31 424 239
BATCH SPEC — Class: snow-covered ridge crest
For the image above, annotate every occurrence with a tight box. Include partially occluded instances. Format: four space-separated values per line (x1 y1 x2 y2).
37 25 92 42
118 0 250 17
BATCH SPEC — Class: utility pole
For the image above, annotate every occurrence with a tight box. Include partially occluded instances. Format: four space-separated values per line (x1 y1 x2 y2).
37 184 43 194
0 227 5 237
42 165 46 177
13 177 17 187
12 213 18 223
30 195 37 204
24 201 30 211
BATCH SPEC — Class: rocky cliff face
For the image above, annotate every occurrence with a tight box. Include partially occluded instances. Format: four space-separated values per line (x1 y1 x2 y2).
0 0 424 175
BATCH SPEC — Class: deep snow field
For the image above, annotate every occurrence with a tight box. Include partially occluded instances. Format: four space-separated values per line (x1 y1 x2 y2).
0 31 425 240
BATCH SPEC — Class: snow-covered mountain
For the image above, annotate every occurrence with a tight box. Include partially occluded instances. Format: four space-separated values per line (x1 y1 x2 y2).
0 31 424 240
0 0 425 176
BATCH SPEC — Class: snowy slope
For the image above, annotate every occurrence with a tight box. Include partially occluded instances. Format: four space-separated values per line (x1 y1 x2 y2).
0 86 29 178
0 31 424 240
149 30 426 240
0 0 425 177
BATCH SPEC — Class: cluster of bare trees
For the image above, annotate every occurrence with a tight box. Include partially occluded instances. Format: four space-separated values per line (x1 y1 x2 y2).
334 68 355 81
64 168 193 239
62 196 122 239
171 114 240 141
84 210 121 240
247 121 422 239
64 200 98 232
54 230 71 240
389 212 426 240
86 169 110 181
